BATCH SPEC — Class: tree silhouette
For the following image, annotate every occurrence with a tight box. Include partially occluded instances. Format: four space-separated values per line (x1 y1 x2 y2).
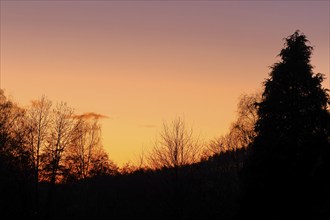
1 91 119 219
43 102 76 218
26 96 52 216
65 115 101 180
0 90 34 219
63 114 116 181
240 31 330 219
148 117 202 169
147 117 203 220
206 92 260 157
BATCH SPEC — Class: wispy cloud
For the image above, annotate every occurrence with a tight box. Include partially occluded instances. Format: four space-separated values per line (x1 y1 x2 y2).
73 112 109 120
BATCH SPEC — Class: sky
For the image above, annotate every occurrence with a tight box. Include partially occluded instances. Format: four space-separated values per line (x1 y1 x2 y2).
0 1 329 166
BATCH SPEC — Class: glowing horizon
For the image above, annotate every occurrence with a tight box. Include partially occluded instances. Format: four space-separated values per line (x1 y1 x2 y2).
1 1 329 166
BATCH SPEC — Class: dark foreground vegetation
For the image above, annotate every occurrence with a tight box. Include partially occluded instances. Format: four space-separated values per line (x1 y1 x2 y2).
1 31 329 220
41 149 246 220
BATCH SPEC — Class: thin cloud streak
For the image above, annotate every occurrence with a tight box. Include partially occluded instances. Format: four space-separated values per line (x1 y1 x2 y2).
73 112 109 120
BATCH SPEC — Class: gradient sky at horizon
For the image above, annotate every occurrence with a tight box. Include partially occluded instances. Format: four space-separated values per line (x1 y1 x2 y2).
1 1 329 166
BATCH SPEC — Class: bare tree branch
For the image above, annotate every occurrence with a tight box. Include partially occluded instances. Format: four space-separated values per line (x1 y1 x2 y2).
148 117 202 169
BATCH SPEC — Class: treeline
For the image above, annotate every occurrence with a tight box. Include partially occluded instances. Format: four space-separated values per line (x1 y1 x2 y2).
34 148 248 220
1 31 329 220
0 89 257 220
0 93 119 219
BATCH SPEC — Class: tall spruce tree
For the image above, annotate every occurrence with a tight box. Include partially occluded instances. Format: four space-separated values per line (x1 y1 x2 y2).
240 31 330 219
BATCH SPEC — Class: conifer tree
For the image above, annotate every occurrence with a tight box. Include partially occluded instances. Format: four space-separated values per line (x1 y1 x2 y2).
241 31 330 219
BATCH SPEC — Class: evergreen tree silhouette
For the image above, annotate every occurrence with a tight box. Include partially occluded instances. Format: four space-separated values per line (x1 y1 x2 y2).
240 31 330 219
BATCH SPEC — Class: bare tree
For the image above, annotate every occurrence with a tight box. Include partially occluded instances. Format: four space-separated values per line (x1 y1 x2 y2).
206 92 260 158
65 114 102 180
147 117 202 220
45 102 76 183
230 92 260 149
136 148 146 170
0 89 27 163
0 90 26 148
148 117 202 169
44 102 76 217
206 136 228 156
26 96 52 215
0 90 33 218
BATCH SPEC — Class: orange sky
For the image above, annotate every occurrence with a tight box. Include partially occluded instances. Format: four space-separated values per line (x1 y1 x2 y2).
1 1 329 166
